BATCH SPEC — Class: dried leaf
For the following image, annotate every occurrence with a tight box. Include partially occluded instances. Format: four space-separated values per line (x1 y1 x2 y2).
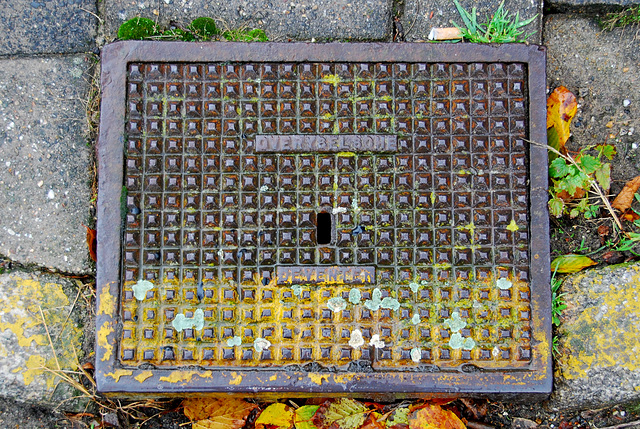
295 406 320 429
408 404 466 429
622 209 640 222
313 399 369 429
82 224 97 262
602 251 626 265
546 86 577 159
611 176 640 211
361 413 385 429
551 254 597 274
598 224 611 245
256 403 295 429
183 398 258 429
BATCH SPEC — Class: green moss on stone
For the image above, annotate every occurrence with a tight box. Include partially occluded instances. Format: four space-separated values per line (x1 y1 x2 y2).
117 17 159 40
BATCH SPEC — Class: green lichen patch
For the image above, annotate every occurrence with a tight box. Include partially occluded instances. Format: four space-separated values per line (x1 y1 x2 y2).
172 309 204 332
253 337 271 353
327 297 347 312
348 288 362 305
496 278 513 290
444 311 466 332
226 336 242 347
132 280 154 301
380 297 400 311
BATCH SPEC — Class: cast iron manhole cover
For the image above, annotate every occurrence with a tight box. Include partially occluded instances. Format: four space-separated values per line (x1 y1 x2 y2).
96 42 551 398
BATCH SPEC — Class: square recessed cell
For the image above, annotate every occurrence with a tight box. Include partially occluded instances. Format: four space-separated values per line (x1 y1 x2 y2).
96 41 551 399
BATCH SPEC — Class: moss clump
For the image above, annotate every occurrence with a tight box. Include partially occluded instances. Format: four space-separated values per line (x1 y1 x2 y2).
117 17 159 40
189 17 219 40
222 28 268 42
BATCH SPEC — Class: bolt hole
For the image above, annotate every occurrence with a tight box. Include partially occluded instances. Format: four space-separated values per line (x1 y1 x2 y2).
317 212 332 245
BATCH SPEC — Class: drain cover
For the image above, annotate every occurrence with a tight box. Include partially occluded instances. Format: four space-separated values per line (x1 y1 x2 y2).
96 42 551 398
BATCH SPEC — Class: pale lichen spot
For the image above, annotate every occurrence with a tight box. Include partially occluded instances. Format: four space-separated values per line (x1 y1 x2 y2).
172 308 204 332
449 332 464 349
411 313 421 325
259 185 269 192
132 280 154 301
226 336 242 347
327 297 347 312
409 282 420 293
364 288 383 310
254 337 271 353
349 329 364 349
348 288 362 304
462 337 476 350
332 207 347 214
292 285 302 297
380 297 400 311
496 278 513 290
444 311 466 332
410 347 421 363
369 334 385 349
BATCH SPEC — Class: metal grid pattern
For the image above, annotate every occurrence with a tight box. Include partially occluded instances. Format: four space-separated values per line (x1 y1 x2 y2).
120 60 533 370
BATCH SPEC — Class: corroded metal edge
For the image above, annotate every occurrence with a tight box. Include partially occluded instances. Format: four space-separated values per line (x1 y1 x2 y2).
96 41 550 398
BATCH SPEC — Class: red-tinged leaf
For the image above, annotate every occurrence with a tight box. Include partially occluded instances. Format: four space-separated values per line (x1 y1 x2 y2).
551 254 597 274
312 399 369 429
611 175 640 212
547 86 577 157
364 403 385 412
256 403 295 429
622 209 640 222
408 404 466 429
182 398 258 429
295 406 320 429
82 224 97 262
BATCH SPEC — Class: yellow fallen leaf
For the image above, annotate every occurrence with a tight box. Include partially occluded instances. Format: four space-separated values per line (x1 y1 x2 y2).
551 254 597 274
183 398 257 429
547 86 577 160
256 403 295 429
408 404 466 429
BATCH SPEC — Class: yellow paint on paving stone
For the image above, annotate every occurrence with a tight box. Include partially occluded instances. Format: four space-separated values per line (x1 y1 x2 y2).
557 265 640 380
0 274 83 391
97 283 117 316
97 321 114 361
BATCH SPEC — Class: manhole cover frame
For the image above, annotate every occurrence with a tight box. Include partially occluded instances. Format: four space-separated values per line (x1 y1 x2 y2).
96 41 551 399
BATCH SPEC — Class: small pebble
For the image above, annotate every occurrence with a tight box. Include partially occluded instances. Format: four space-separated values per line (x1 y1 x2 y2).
623 99 631 107
47 189 55 199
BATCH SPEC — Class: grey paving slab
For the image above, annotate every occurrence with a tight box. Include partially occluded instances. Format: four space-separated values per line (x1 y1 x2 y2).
0 271 88 409
549 0 640 8
0 55 94 274
400 0 542 44
549 262 640 410
102 0 392 42
544 15 640 190
0 0 97 56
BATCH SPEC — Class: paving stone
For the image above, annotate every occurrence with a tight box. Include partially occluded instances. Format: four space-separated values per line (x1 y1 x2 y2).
549 262 640 410
400 0 542 44
549 0 640 9
544 15 640 192
0 271 88 409
102 0 392 42
0 55 94 274
0 0 97 56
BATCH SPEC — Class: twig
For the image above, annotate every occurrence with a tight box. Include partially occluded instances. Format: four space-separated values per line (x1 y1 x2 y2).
38 306 62 372
404 0 420 38
529 139 624 231
595 420 640 429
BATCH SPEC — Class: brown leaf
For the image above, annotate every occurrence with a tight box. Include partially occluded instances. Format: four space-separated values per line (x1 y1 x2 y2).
82 224 97 262
602 251 626 265
183 398 258 429
408 404 466 429
547 86 577 151
611 175 640 211
360 413 385 429
598 224 611 245
556 187 586 203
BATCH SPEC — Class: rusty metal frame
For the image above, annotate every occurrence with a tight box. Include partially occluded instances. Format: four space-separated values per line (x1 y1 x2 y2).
96 41 550 399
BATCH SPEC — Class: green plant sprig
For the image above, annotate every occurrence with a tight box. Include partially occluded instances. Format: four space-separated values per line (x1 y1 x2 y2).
451 0 538 43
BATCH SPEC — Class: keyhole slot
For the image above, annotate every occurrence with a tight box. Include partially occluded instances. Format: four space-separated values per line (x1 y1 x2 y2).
316 212 332 245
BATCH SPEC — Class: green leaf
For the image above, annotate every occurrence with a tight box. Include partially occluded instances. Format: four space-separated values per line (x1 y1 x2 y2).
547 127 561 163
548 197 564 217
549 158 570 178
596 144 617 160
551 254 597 273
295 406 320 429
594 163 611 191
578 154 601 174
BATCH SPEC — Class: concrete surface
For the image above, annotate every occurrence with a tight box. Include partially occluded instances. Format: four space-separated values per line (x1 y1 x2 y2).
549 262 640 410
0 55 94 274
544 15 640 191
102 0 392 42
0 271 87 409
401 0 542 44
0 0 97 56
